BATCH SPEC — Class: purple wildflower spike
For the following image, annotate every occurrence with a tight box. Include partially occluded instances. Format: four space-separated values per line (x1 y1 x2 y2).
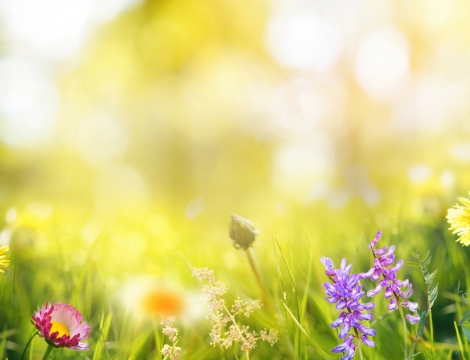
321 257 376 359
321 257 336 277
402 300 418 312
363 230 419 325
406 314 421 325
369 230 382 249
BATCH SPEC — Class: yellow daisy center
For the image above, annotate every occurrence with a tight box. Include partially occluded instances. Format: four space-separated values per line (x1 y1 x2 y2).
50 321 69 337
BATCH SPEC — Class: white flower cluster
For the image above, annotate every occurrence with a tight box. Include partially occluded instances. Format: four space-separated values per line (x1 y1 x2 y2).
192 267 279 357
161 316 181 360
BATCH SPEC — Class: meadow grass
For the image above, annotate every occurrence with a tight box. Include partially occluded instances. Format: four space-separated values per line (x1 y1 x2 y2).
0 198 468 359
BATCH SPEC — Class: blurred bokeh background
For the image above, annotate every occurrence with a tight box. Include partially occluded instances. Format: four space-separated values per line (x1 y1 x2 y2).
0 0 469 358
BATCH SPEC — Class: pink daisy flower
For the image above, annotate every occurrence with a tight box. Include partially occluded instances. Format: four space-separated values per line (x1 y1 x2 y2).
31 302 91 350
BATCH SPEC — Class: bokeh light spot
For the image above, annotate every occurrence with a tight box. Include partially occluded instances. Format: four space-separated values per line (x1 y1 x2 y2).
5 208 17 224
408 164 432 183
28 201 53 218
441 170 454 188
451 142 470 162
2 0 92 60
75 112 128 165
266 13 343 72
223 251 239 269
185 196 205 219
0 56 59 145
355 28 409 98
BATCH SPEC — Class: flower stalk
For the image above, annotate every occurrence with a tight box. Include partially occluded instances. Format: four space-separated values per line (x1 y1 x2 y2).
229 214 274 313
20 331 38 360
397 299 408 359
41 345 53 360
245 248 273 313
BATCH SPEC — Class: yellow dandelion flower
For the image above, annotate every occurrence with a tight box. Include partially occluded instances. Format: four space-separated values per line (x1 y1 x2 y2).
447 191 470 246
0 245 9 273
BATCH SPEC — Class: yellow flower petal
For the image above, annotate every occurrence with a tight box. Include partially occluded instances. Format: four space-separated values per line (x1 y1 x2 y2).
447 193 470 246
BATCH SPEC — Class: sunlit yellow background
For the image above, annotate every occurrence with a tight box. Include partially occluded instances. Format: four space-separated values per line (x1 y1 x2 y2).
0 0 469 358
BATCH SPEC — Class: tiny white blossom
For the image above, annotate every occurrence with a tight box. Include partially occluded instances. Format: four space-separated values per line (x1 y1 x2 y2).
192 267 278 357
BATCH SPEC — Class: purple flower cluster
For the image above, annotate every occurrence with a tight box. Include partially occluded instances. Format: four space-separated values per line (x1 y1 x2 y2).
321 257 376 360
362 231 420 324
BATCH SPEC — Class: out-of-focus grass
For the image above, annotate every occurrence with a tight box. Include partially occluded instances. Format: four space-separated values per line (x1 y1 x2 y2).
0 194 467 359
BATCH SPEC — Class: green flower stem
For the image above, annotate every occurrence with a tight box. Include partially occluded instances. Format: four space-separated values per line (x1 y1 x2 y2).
20 332 38 360
42 345 54 360
353 328 364 360
454 321 466 360
397 298 408 359
245 248 273 313
430 311 434 359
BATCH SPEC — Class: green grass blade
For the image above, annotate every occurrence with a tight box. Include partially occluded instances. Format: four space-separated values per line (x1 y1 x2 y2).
92 311 113 360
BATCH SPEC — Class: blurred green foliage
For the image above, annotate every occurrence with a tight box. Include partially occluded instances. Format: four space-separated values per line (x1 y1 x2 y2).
0 0 470 359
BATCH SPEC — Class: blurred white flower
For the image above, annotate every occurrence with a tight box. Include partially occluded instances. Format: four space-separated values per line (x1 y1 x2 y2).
118 276 204 323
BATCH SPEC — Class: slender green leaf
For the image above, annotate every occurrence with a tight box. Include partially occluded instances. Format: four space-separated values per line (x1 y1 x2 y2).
407 262 420 267
410 250 419 259
462 326 470 343
417 311 427 337
281 301 331 359
281 301 311 340
425 269 437 286
421 250 430 262
429 284 439 309
274 237 302 358
274 238 300 321
460 309 470 325
93 311 113 360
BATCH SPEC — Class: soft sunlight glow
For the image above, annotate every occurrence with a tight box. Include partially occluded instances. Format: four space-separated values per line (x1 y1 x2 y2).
82 218 105 243
451 142 470 161
417 0 455 31
0 56 59 145
185 196 205 219
5 208 17 224
327 188 352 209
95 164 147 212
269 78 326 133
355 28 409 98
408 164 432 183
392 81 470 133
75 112 128 165
0 229 12 246
2 0 93 60
91 0 141 23
266 13 343 72
222 251 239 269
273 137 334 199
441 170 454 188
349 166 380 206
28 201 54 218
